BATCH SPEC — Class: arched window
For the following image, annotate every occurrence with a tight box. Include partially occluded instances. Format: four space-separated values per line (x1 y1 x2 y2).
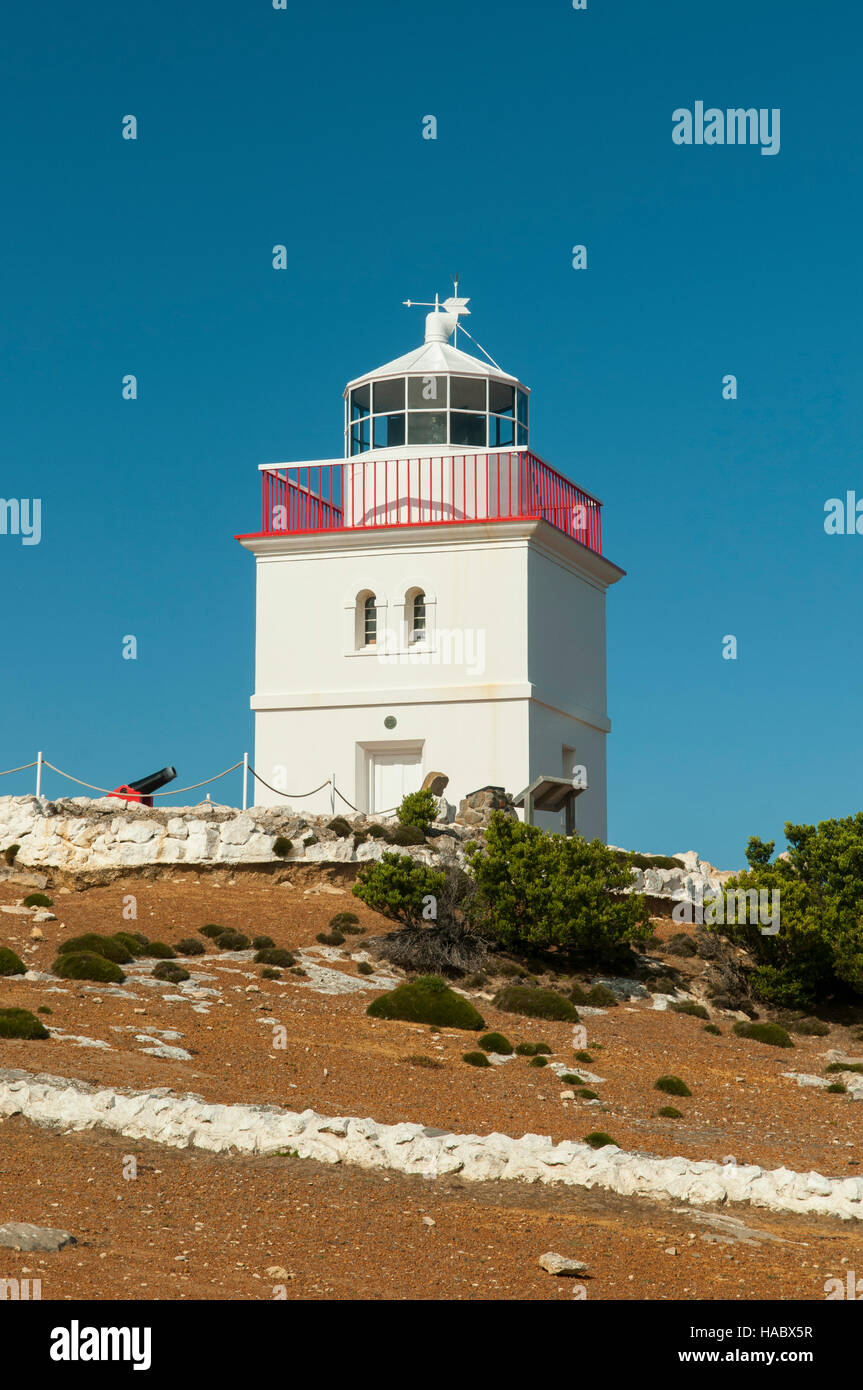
364 594 377 646
411 590 426 643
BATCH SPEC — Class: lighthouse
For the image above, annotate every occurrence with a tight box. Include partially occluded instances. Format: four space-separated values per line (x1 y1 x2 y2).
236 291 624 838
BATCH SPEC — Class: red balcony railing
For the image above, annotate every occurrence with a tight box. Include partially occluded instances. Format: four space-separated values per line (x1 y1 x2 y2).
256 450 602 554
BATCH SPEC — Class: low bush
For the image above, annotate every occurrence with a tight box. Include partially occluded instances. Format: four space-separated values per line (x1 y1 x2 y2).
199 924 225 938
561 1073 584 1084
23 892 52 908
515 1041 537 1056
366 824 387 838
658 1105 683 1118
252 935 275 950
316 930 345 946
397 789 438 831
0 1007 49 1040
366 974 484 1030
611 850 686 872
374 920 486 978
790 1016 830 1037
330 912 359 930
533 1042 552 1055
114 932 149 956
272 836 293 858
0 946 26 976
140 941 177 960
583 1131 616 1149
152 961 190 984
478 1031 513 1055
703 1023 722 1036
401 1053 444 1069
492 985 578 1022
528 1055 548 1067
254 947 296 968
670 1001 709 1020
37 1005 52 1015
4 844 20 866
213 932 249 952
357 961 374 976
732 1020 793 1048
261 967 281 980
52 951 125 984
667 933 698 957
58 933 132 964
387 824 426 847
463 1050 491 1068
825 1061 863 1075
654 1074 691 1097
577 1087 599 1099
175 937 205 956
574 1049 593 1063
326 817 353 839
827 1082 847 1093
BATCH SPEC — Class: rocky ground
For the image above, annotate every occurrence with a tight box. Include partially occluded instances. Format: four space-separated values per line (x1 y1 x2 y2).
1 868 862 1300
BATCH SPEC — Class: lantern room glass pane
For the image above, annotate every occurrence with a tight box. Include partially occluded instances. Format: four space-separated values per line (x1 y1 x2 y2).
407 411 447 444
450 411 487 447
516 389 528 427
450 376 486 411
373 377 405 413
489 380 515 417
408 375 448 408
350 383 371 421
516 423 528 447
489 414 515 447
373 413 406 448
350 419 370 454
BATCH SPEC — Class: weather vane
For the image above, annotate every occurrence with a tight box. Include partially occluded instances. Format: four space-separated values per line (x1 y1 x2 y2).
403 276 470 345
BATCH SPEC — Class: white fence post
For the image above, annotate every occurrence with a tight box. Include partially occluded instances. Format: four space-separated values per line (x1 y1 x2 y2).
36 751 43 799
242 752 249 811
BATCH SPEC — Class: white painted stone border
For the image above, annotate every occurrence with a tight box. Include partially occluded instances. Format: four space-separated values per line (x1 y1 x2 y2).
1 1070 862 1221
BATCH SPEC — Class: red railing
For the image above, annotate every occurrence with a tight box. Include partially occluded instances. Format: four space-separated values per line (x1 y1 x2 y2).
255 450 602 554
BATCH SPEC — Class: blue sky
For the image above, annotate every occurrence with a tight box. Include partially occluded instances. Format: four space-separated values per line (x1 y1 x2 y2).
1 0 860 867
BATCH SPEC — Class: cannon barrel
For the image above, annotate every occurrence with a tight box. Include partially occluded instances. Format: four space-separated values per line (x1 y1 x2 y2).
127 766 177 796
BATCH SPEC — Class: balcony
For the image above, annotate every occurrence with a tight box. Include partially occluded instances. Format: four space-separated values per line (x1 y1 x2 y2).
251 449 602 555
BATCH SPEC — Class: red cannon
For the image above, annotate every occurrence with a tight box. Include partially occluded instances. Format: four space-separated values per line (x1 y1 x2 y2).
109 766 177 807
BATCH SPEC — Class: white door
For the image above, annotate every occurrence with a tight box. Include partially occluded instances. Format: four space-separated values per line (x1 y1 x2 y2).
370 749 421 814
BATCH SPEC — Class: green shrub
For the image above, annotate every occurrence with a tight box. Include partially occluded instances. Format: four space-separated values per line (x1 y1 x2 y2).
272 836 293 858
478 1031 513 1055
574 1049 593 1063
113 932 149 956
23 892 52 908
0 946 26 976
175 937 205 956
330 912 361 933
667 933 698 957
825 1062 863 1075
515 1041 537 1056
352 852 445 928
0 1007 49 1039
466 813 649 962
199 924 225 938
52 951 125 984
658 1105 683 1118
577 1087 598 1099
529 1055 548 1067
790 1016 830 1037
533 1042 552 1055
587 983 618 1007
366 975 484 1030
716 819 863 1007
463 1050 491 1068
402 1053 444 1069
827 1082 847 1094
492 985 578 1022
703 1023 722 1036
611 850 686 872
670 1001 709 1020
213 932 249 953
37 1005 52 1015
732 1020 793 1048
254 947 296 967
561 1073 584 1084
58 933 132 964
261 967 281 980
316 930 345 946
252 935 275 950
357 961 374 976
326 817 353 838
583 1131 616 1149
467 972 487 988
654 1074 692 1097
4 844 20 866
140 941 178 959
152 961 190 984
397 789 438 831
366 824 387 838
387 824 426 847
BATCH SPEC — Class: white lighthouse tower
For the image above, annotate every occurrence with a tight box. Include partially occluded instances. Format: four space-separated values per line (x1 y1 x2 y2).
237 291 624 838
